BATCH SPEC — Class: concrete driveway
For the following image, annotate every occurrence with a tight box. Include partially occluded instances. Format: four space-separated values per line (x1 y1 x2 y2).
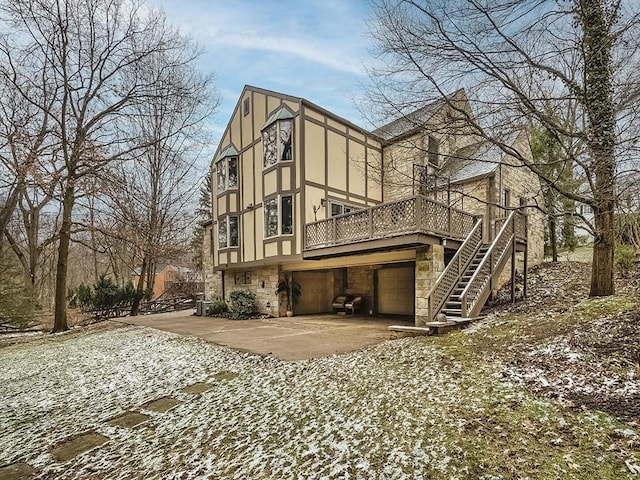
117 310 409 361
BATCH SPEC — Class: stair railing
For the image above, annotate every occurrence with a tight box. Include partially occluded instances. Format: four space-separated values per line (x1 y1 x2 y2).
425 218 483 322
460 210 517 318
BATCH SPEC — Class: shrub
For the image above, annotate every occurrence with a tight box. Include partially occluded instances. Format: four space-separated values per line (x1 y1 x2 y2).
68 284 94 310
208 298 228 315
228 289 256 319
615 244 637 277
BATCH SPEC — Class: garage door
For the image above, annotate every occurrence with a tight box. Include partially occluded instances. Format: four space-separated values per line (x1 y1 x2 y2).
377 265 415 315
293 270 333 314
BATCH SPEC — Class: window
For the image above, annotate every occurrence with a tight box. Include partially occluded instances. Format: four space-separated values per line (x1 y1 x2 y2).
427 135 439 167
262 119 293 168
264 195 293 238
330 201 357 217
579 204 593 215
243 97 250 116
503 188 511 208
234 271 251 285
413 164 437 196
216 155 238 193
519 196 527 207
218 215 238 248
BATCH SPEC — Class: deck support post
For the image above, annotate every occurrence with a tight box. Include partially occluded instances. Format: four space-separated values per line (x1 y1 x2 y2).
415 244 444 326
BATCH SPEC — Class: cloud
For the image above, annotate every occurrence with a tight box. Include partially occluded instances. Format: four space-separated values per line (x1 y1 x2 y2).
154 0 369 75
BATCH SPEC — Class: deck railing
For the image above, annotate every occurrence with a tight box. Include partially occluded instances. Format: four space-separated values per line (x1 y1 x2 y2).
460 209 518 318
426 219 483 322
304 195 477 250
493 210 528 241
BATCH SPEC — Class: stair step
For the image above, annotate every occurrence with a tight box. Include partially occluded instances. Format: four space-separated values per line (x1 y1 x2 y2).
443 309 462 315
388 325 431 334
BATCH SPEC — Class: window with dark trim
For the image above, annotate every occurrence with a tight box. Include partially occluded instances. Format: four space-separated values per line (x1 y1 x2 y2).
427 135 439 167
503 188 511 208
413 164 437 196
218 215 238 248
264 195 293 238
263 119 293 168
234 271 251 285
216 155 238 193
243 97 250 116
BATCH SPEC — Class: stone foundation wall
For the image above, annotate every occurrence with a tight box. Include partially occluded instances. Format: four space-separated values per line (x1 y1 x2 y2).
415 245 444 326
202 224 223 300
225 265 281 316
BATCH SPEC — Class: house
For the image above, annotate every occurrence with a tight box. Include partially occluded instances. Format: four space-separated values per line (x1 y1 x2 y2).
132 264 202 300
202 85 545 324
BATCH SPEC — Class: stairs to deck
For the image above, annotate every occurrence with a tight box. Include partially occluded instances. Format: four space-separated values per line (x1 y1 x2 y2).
425 209 526 326
441 246 489 317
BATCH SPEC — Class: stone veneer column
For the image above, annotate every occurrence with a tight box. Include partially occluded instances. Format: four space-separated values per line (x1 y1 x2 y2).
202 224 223 300
415 245 444 326
254 265 281 316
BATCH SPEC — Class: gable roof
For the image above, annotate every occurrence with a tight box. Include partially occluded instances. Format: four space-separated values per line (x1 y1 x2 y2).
372 89 466 143
443 141 501 183
262 106 294 130
211 85 372 164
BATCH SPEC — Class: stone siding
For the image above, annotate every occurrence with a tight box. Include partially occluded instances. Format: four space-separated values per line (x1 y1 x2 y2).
202 224 223 300
415 245 444 326
225 265 281 316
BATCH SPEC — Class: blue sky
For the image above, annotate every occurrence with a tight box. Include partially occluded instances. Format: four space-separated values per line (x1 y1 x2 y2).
153 0 374 148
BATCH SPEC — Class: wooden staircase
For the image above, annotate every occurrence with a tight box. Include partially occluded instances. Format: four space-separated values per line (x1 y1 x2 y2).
425 209 527 326
441 245 489 318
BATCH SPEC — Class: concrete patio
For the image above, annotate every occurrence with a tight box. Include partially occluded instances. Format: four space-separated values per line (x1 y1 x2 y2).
118 310 409 361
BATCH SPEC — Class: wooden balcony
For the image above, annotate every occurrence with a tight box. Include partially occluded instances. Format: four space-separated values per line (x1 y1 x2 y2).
303 195 478 259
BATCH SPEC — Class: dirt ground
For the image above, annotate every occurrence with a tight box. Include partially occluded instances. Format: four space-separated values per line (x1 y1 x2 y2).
484 259 640 425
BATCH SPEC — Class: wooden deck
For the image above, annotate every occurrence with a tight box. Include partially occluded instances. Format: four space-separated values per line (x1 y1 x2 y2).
303 195 478 258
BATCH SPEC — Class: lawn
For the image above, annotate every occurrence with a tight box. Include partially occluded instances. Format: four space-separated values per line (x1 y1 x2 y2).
1 261 639 479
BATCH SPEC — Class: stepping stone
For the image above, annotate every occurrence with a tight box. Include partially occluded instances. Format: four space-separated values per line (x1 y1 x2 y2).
141 397 181 413
106 411 150 428
181 382 214 394
51 432 108 463
214 371 238 381
0 463 36 480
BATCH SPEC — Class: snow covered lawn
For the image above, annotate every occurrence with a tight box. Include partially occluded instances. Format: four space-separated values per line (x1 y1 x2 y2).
1 322 637 479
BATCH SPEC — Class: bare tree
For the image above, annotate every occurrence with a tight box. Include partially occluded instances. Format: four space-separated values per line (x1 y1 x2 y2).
191 174 212 271
104 53 218 316
0 0 215 331
366 0 640 296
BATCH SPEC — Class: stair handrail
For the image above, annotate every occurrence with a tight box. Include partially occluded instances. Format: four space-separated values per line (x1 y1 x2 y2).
460 210 517 317
425 218 483 322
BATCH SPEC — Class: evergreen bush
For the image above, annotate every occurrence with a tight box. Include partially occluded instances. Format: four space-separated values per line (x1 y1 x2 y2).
228 290 256 319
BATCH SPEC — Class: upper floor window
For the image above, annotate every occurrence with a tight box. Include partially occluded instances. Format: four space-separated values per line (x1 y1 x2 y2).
579 204 593 215
503 188 511 208
218 215 238 248
330 201 360 217
413 164 437 196
427 135 439 167
243 97 250 116
264 195 293 238
262 108 294 169
216 150 238 193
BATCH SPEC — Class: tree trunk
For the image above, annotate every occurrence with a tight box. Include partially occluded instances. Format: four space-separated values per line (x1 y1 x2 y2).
549 215 558 262
130 256 148 316
52 181 76 332
580 0 616 296
590 204 615 296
